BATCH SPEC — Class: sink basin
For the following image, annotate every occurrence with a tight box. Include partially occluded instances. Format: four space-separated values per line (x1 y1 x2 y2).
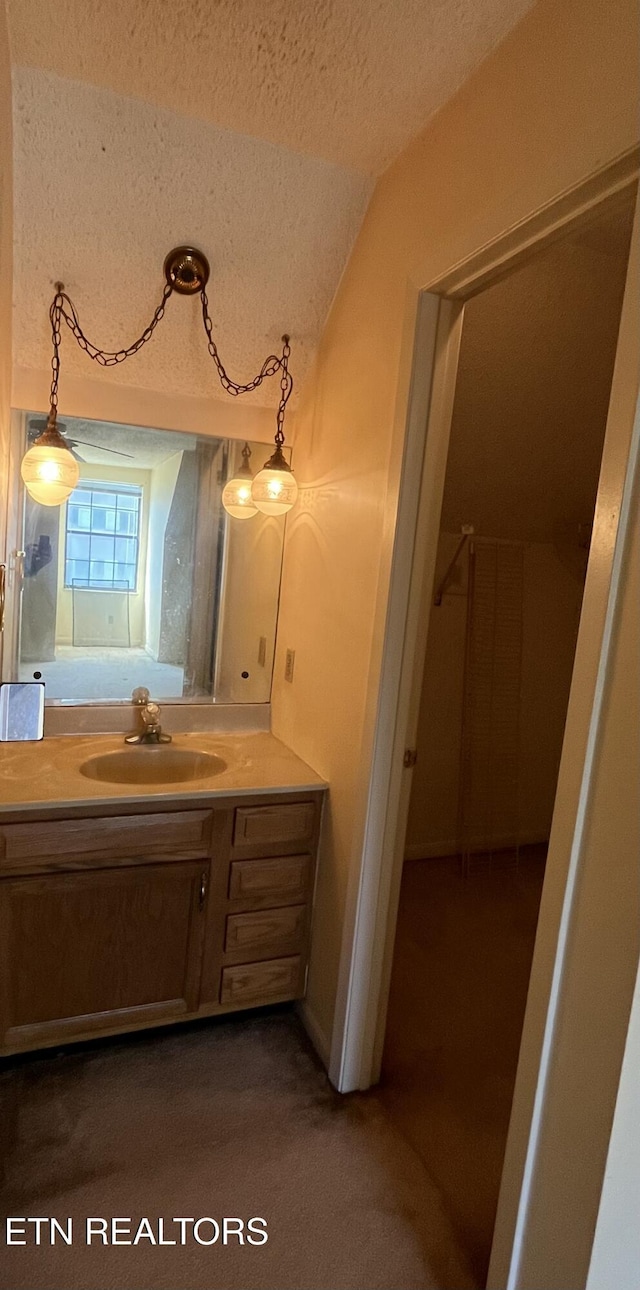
79 747 228 785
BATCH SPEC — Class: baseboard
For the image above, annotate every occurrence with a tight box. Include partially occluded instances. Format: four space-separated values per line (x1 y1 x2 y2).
296 998 332 1071
404 832 549 861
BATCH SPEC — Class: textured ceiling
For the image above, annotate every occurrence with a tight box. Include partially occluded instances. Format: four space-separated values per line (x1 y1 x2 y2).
12 68 373 409
441 200 635 544
9 0 537 415
9 0 536 175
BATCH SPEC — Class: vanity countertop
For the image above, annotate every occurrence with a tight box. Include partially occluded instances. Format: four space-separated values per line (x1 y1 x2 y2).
0 730 326 814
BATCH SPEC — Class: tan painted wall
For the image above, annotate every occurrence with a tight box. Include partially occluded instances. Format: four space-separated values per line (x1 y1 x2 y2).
12 369 281 446
55 462 152 648
271 0 639 1058
406 535 583 858
0 5 12 643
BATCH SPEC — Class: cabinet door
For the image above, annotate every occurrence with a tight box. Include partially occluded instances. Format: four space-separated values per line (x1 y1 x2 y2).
0 860 208 1052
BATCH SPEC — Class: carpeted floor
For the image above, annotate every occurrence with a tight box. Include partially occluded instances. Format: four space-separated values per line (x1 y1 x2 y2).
0 1010 475 1290
380 848 546 1286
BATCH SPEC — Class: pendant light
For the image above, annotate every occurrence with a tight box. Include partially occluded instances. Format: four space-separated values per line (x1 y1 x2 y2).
21 414 80 506
251 335 298 516
251 444 298 516
20 249 297 512
222 442 258 519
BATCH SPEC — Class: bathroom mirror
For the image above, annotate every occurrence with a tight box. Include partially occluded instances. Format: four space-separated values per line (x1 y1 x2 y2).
8 413 287 705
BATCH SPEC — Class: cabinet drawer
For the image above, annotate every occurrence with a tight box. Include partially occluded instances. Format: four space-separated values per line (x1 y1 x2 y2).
233 802 315 849
228 854 311 905
220 956 302 1006
0 811 212 869
225 905 306 958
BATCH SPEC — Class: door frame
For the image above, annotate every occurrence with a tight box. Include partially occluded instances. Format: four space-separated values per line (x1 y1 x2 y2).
330 146 639 1277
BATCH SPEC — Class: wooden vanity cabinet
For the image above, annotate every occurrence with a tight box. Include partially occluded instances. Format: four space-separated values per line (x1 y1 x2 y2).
0 791 323 1056
0 861 206 1051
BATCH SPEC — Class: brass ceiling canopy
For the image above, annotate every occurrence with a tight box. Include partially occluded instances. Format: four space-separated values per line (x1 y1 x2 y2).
163 245 210 295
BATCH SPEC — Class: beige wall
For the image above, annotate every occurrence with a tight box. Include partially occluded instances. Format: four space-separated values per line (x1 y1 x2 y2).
271 0 639 1056
0 4 12 638
55 462 152 648
406 535 583 858
13 368 283 446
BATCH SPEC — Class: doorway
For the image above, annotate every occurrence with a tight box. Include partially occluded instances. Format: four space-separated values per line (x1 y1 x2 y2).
377 197 635 1285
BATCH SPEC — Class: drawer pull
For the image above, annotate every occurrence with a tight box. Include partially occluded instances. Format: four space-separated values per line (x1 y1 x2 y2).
199 868 208 910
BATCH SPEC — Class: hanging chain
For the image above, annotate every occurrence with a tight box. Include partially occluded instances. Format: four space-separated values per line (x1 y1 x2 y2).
200 288 293 440
48 287 63 424
276 336 292 447
47 275 293 440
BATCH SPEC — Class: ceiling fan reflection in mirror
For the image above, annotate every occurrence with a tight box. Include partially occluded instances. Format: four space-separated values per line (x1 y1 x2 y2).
27 418 136 467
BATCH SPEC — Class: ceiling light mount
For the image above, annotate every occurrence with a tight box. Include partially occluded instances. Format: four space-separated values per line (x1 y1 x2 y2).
163 245 210 295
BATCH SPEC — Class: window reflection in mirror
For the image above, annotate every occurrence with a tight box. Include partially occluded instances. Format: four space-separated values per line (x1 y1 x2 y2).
13 414 287 705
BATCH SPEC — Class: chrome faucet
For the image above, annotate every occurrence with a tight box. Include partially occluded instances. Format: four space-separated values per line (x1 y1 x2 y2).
125 687 172 745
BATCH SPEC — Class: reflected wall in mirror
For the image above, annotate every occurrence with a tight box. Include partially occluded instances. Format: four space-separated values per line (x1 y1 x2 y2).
12 414 287 705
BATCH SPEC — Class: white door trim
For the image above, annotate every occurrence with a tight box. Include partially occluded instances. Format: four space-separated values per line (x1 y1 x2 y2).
328 147 639 1282
500 247 640 1290
330 292 463 1092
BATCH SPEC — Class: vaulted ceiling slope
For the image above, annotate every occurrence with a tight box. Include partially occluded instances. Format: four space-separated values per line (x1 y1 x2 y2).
9 0 535 174
12 67 373 407
9 0 535 411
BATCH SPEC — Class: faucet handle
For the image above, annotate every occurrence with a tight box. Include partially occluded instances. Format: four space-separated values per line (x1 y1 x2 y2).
141 702 161 727
132 686 150 705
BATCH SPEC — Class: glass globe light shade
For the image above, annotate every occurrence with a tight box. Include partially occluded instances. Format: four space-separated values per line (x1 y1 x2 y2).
222 443 257 519
222 474 258 520
251 447 298 516
20 433 80 506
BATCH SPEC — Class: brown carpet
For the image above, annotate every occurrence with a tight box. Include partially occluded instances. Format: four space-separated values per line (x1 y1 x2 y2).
380 849 546 1287
0 1010 475 1290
